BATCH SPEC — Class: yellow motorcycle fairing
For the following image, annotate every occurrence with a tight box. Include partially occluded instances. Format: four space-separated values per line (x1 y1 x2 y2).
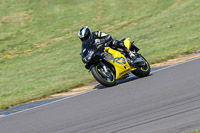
104 39 136 79
124 38 131 49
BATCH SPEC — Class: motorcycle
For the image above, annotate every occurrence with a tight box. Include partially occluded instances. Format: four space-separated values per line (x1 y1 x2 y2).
80 38 150 87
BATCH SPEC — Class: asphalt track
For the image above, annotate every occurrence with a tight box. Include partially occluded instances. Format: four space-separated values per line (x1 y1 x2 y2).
0 57 200 133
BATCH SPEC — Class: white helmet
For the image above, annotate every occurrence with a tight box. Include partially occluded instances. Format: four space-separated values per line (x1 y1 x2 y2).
78 26 93 41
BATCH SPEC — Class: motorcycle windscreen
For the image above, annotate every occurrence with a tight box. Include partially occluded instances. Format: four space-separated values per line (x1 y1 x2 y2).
81 39 96 56
81 39 97 63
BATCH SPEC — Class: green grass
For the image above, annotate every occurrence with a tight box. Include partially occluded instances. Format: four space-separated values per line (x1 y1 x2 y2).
0 0 200 110
188 130 200 133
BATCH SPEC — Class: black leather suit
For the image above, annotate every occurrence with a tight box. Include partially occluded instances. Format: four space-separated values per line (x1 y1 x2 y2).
92 31 126 51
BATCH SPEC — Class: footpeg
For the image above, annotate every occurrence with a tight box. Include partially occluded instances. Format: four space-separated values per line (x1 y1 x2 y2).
126 58 134 67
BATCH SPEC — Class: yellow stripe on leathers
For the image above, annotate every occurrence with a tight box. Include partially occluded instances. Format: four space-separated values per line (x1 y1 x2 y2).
98 32 101 37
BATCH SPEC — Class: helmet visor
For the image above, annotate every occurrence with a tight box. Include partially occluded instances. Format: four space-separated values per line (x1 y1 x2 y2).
80 34 90 41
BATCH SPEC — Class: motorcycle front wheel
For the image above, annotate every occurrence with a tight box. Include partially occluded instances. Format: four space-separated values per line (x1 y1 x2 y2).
91 64 116 87
131 55 151 77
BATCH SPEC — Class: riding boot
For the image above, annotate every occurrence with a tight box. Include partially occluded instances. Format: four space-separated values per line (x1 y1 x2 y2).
124 47 136 59
112 40 136 59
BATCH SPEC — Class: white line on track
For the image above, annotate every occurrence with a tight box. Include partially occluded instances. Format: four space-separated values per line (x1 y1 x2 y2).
151 56 200 73
1 56 200 119
0 89 97 119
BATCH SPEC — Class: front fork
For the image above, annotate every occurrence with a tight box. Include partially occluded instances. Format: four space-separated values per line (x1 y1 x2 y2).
99 59 109 75
87 59 109 75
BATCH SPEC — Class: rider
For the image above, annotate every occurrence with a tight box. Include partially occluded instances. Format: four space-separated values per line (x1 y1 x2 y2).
78 26 136 60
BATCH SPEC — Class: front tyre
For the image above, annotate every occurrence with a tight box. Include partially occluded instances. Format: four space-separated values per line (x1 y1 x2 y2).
91 65 116 87
131 55 151 77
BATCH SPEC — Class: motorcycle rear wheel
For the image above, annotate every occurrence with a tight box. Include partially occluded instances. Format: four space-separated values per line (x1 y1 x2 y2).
131 55 151 77
91 65 116 87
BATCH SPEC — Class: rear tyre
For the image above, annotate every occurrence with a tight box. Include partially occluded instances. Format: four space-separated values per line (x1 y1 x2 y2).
131 55 151 77
91 64 116 87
